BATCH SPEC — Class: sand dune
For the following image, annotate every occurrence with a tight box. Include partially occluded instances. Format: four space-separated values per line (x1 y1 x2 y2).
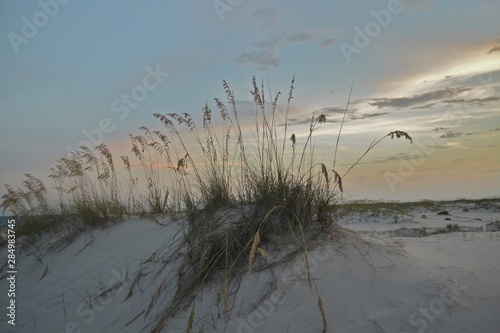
1 199 499 332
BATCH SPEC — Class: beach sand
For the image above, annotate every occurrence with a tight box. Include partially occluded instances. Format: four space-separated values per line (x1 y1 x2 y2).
1 199 499 332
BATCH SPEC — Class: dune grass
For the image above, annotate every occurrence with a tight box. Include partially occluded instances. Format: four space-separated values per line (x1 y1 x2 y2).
130 77 411 332
1 76 412 332
1 144 126 249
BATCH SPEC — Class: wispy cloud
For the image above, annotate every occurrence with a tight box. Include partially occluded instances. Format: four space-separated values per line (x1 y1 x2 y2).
321 37 336 48
369 87 473 109
234 49 279 70
416 96 500 109
444 96 500 105
431 144 452 150
439 131 463 139
369 153 411 164
349 112 388 120
287 32 314 43
487 44 500 54
465 128 500 136
314 106 388 122
252 7 279 30
234 31 314 69
433 127 451 132
315 106 350 115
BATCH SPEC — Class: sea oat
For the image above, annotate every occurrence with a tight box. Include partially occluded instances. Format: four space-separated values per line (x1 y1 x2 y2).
389 130 412 143
248 230 260 272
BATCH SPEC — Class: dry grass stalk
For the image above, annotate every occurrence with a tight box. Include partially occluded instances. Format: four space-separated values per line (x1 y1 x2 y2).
248 230 261 272
317 289 327 333
145 279 168 320
39 264 49 281
186 302 195 333
221 277 229 322
332 170 343 192
320 163 329 185
124 268 145 301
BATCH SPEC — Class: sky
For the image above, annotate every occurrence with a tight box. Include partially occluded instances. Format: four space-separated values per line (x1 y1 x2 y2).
0 0 499 204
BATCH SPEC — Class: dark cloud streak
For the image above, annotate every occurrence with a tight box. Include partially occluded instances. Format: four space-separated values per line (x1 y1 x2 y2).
415 96 500 109
321 38 336 48
234 31 314 70
487 45 500 54
369 87 473 109
439 131 463 139
349 112 388 120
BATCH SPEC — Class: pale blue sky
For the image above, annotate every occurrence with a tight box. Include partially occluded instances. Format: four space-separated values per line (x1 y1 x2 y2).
1 0 499 202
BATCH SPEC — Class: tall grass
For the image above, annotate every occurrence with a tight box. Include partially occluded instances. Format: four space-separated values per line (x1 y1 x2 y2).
1 174 63 245
128 127 174 214
1 76 412 332
139 77 411 332
1 144 126 246
49 144 124 226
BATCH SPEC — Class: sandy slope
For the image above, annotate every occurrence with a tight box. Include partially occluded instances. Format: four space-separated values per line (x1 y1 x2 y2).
1 200 499 333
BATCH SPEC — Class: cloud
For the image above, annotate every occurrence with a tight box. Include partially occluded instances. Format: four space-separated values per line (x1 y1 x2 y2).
465 128 500 136
234 49 279 70
451 157 467 165
254 37 282 50
437 69 499 88
487 45 500 54
284 117 315 126
416 95 500 109
414 103 438 109
315 106 349 115
349 112 388 120
363 152 413 165
321 37 336 48
252 7 279 29
234 6 315 70
443 96 500 105
312 106 387 121
285 113 343 127
433 127 450 132
369 87 473 109
439 131 463 139
234 32 314 70
287 32 314 43
432 144 451 150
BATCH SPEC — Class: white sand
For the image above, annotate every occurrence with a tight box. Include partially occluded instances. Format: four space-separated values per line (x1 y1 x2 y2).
1 200 499 332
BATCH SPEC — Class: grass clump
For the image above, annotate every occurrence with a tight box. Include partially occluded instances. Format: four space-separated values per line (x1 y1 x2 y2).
1 76 413 332
1 144 125 248
139 77 412 332
0 174 65 246
433 223 461 235
49 144 125 226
